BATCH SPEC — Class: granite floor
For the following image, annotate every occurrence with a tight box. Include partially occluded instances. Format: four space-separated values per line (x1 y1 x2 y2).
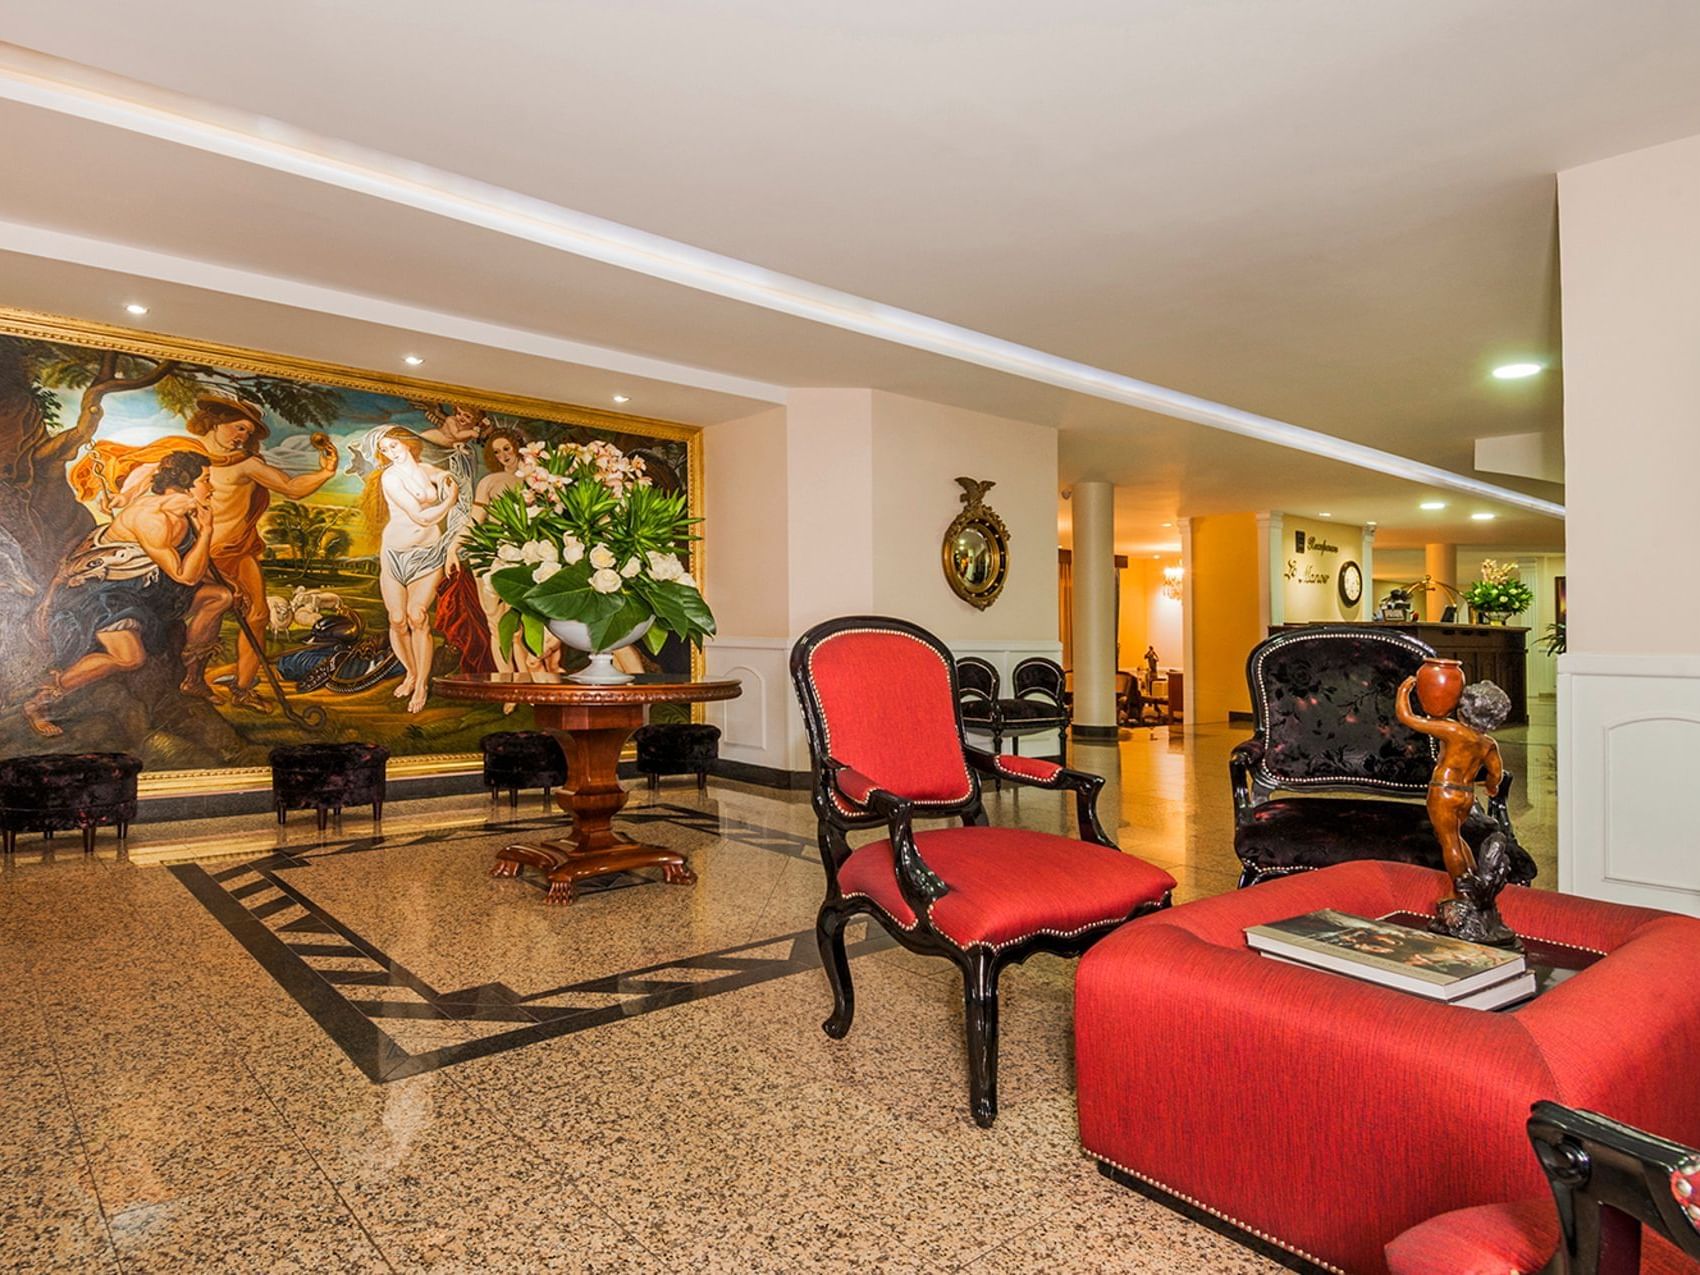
0 705 1557 1273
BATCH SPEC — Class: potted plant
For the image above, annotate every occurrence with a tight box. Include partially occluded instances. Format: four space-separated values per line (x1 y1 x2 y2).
1463 560 1535 625
457 439 714 684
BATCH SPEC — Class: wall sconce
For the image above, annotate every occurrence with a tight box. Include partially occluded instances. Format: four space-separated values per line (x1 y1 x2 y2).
1161 566 1184 601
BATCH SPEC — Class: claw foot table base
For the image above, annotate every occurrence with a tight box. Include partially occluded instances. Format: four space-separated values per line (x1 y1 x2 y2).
437 672 741 906
490 838 697 905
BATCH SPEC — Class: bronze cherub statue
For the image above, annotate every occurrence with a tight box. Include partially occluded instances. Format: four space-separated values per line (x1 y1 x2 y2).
1396 669 1521 949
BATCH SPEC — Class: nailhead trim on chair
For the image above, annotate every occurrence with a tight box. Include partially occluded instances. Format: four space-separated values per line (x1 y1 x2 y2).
1087 1150 1348 1275
1248 627 1439 794
805 626 976 818
840 890 1170 952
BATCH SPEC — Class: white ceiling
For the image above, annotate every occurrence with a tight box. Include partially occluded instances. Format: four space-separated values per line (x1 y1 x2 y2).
3 2 1700 552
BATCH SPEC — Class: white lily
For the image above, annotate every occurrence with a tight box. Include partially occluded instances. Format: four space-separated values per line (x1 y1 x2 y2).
620 557 642 579
532 561 562 584
495 543 524 563
560 536 585 564
677 572 697 589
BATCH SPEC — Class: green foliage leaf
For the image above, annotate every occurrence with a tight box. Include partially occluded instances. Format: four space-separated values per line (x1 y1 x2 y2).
642 624 669 656
489 566 537 608
522 612 547 658
497 607 521 656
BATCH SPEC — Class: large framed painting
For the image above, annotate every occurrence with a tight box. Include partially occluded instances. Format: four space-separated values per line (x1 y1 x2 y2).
0 309 702 795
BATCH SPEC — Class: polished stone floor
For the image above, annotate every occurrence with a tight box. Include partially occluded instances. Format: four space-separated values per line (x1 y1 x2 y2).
0 705 1556 1273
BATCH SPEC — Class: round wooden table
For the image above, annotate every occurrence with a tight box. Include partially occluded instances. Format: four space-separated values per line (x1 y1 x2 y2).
436 673 742 904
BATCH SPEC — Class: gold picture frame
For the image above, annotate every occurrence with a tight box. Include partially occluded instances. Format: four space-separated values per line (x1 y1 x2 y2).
0 307 705 797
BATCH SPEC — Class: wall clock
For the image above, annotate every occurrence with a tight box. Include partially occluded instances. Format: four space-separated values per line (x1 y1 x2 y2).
1338 560 1363 608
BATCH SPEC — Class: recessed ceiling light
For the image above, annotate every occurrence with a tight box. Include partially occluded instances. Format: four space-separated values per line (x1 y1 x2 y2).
1420 500 1447 510
1471 512 1496 521
1160 521 1173 528
403 355 424 366
124 303 148 315
1492 362 1543 380
1318 512 1332 518
612 394 631 404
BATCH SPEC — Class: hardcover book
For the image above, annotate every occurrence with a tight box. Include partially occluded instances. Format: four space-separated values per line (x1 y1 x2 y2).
1245 909 1527 1000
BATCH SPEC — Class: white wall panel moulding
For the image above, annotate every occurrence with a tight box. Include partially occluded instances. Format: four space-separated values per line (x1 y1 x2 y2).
0 43 1561 521
1560 653 1700 679
1559 659 1700 915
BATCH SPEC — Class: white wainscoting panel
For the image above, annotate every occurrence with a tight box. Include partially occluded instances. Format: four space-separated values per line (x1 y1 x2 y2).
1560 653 1700 913
703 638 792 773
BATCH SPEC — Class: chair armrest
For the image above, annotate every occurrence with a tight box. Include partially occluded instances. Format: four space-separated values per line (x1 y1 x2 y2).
821 757 948 909
1229 738 1267 817
964 748 1117 848
1528 1101 1700 1272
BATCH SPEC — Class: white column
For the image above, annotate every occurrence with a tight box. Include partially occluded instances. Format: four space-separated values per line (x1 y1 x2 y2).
1255 510 1284 631
1069 482 1118 737
1179 516 1196 727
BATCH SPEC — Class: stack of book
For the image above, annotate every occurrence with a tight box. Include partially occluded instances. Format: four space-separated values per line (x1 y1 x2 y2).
1245 908 1535 1010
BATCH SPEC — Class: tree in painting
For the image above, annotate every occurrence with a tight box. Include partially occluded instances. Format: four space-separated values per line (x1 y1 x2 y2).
0 323 694 778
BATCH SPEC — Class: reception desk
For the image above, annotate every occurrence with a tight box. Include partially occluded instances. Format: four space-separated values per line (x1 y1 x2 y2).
1272 622 1528 726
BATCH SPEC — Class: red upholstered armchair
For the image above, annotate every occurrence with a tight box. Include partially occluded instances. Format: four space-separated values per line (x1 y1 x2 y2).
790 616 1175 1127
1388 1103 1700 1275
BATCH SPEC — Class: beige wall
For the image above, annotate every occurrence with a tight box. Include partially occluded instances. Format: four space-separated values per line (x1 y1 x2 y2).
700 388 1062 772
1279 515 1366 623
786 389 876 632
1560 132 1700 655
702 406 789 638
869 390 1059 643
1191 512 1260 722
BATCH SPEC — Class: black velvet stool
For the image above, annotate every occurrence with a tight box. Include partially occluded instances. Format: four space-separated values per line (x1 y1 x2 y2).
269 742 389 830
632 723 721 792
0 752 141 855
480 731 568 808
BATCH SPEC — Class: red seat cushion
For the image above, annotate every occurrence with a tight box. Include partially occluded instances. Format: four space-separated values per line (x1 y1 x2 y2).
1386 1198 1700 1274
837 825 1175 950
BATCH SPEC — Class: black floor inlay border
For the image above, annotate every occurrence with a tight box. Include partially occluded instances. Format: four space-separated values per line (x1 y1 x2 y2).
172 805 891 1081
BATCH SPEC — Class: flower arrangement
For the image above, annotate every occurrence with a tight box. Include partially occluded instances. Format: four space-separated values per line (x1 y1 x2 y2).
457 439 714 657
1463 560 1534 618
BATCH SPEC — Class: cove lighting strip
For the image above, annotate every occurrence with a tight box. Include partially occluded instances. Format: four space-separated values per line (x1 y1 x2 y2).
0 44 1563 520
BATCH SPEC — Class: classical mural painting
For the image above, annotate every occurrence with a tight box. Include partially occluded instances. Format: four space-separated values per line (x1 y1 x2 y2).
0 312 698 787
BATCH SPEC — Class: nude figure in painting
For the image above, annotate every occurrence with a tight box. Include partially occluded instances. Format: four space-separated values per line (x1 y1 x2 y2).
23 452 231 737
362 427 460 713
188 396 338 710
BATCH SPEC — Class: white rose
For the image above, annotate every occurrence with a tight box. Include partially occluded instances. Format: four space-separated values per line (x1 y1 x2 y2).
531 561 562 584
536 539 559 562
588 544 617 570
495 543 523 563
520 539 547 565
589 568 622 594
560 536 585 564
645 551 683 582
677 572 697 589
620 556 642 578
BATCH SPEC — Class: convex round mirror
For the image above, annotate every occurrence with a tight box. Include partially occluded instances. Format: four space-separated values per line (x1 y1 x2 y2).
943 477 1010 610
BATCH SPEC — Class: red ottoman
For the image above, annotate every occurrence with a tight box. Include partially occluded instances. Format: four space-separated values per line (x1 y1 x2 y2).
1075 861 1700 1275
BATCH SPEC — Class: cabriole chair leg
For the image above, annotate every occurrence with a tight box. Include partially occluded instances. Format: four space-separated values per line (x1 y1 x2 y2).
817 903 856 1039
962 949 1002 1127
